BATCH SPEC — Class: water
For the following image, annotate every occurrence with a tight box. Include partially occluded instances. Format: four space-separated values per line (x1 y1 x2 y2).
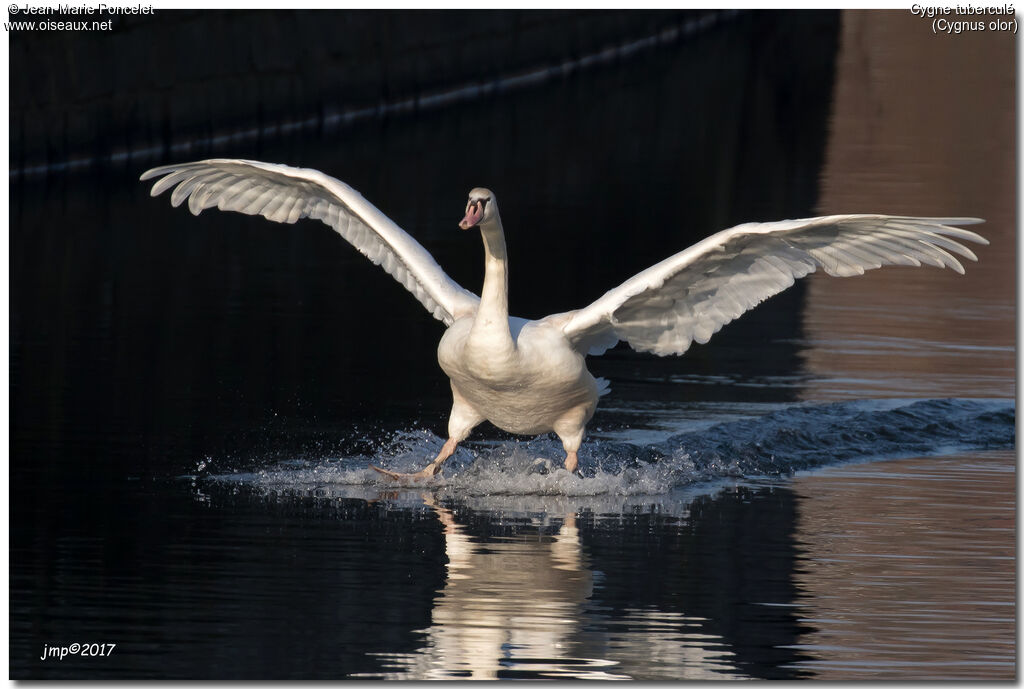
10 11 1015 680
786 451 1015 680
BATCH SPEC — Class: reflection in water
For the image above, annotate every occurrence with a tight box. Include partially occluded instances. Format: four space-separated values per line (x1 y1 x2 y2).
195 393 1010 678
364 499 617 679
600 609 744 680
787 17 1015 675
357 494 752 679
208 480 813 680
803 10 1014 401
788 451 1015 680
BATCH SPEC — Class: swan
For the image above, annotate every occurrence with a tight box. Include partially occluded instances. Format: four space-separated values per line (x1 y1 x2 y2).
140 159 987 480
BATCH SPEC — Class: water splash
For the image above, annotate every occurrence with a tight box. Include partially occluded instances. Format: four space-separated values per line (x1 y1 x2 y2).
205 398 1014 498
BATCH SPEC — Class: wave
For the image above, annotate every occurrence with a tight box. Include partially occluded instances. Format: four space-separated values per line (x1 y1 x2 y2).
203 398 1014 498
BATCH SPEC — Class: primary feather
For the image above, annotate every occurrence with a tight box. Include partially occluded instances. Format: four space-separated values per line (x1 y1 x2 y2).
141 159 479 325
552 215 986 356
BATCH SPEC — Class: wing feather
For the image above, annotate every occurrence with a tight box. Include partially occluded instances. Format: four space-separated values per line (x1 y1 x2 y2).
555 215 986 356
218 178 264 212
150 168 195 197
237 183 277 215
170 175 205 207
141 159 479 325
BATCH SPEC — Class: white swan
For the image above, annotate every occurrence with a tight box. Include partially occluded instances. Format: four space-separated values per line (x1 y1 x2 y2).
140 159 987 480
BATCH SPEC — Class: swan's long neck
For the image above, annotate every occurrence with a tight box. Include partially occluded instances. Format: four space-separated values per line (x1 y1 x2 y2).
472 217 514 351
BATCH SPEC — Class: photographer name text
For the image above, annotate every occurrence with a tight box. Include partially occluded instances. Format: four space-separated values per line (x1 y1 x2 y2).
9 3 154 15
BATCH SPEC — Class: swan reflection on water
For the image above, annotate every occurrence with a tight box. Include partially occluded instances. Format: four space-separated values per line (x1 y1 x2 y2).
361 494 749 680
361 496 626 680
205 477 766 680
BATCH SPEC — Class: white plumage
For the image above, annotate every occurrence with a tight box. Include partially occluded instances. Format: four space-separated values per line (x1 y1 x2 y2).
144 159 479 325
141 159 987 480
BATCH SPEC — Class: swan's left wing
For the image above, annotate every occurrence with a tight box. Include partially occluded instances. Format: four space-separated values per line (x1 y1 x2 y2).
550 215 987 356
141 159 479 325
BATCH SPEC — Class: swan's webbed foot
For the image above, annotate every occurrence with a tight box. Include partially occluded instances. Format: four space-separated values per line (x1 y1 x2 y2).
370 461 442 483
371 437 457 483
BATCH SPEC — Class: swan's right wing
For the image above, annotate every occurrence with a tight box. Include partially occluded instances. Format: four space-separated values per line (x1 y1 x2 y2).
141 159 480 325
551 215 987 357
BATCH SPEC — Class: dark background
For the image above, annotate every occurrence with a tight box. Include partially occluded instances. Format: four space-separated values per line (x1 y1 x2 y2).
11 9 843 678
11 10 838 483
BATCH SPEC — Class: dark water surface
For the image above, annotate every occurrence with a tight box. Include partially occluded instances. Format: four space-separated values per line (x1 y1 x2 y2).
10 11 1015 680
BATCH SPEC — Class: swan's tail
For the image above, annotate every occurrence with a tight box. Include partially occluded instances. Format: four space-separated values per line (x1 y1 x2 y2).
596 377 611 397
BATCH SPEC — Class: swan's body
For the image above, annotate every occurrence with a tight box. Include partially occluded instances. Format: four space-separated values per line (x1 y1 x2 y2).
439 315 602 439
141 159 988 479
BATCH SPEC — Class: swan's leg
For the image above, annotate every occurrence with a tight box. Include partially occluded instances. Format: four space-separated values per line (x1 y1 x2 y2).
564 450 579 474
412 437 459 478
372 390 483 482
371 436 461 482
554 415 587 475
371 434 464 482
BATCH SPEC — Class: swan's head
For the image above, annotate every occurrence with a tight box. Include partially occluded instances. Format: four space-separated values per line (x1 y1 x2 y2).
459 188 497 230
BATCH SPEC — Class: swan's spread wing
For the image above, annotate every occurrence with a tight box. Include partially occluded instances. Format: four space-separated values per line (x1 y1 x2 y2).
140 159 479 325
555 215 987 356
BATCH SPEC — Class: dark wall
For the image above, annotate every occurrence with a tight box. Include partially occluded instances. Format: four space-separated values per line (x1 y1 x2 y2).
12 9 732 176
